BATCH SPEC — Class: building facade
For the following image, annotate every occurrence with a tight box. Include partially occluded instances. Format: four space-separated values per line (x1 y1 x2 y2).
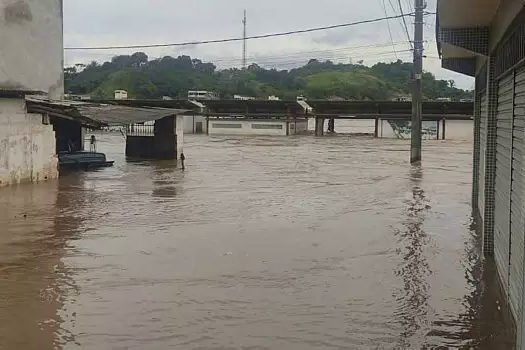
0 0 64 186
208 118 308 136
437 1 525 347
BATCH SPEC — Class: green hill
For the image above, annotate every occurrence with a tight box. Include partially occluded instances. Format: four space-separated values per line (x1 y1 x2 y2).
65 53 472 101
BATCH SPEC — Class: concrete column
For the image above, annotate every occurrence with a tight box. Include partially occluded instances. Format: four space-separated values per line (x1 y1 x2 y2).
482 56 498 256
80 127 86 151
327 118 335 133
176 115 184 161
374 118 379 138
315 117 325 136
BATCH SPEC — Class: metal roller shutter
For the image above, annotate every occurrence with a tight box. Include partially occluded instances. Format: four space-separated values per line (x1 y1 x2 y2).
494 73 514 294
510 67 525 325
479 93 488 219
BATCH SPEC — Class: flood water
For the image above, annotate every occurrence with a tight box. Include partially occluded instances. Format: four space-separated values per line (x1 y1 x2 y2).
0 133 516 349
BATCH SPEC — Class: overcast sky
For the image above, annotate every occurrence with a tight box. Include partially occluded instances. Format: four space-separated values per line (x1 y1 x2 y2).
63 0 474 89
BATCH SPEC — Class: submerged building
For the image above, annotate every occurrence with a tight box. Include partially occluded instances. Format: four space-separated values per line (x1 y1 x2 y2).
437 1 525 347
0 1 187 186
0 0 64 186
208 118 308 136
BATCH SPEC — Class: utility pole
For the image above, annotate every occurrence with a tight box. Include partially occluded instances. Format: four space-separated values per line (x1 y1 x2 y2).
242 10 247 69
410 0 424 163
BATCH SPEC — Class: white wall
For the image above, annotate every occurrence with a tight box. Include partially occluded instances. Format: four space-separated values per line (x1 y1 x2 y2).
0 99 58 187
289 120 308 134
334 119 376 134
0 0 64 99
378 119 473 140
209 120 287 136
176 115 184 161
444 120 474 141
183 115 207 134
379 120 438 139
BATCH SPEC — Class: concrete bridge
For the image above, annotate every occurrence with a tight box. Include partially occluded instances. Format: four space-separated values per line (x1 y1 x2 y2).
100 99 474 138
94 100 474 139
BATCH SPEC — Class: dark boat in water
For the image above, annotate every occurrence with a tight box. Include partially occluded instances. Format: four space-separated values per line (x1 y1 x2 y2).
58 151 114 170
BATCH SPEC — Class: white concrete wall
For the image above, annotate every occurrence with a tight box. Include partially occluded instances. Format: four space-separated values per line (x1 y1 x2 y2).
0 99 58 187
379 120 438 139
378 119 473 140
334 119 376 134
295 120 308 133
183 115 207 134
289 120 308 134
209 120 288 136
444 120 474 141
0 0 64 99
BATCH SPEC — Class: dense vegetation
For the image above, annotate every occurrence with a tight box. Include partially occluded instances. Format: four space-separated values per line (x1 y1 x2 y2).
65 52 473 101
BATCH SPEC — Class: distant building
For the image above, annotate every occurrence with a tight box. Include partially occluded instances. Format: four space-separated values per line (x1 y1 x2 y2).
162 96 173 100
393 96 411 102
114 90 128 100
234 94 256 101
296 95 307 102
435 97 452 102
188 91 218 100
208 118 308 136
65 94 91 101
268 95 280 101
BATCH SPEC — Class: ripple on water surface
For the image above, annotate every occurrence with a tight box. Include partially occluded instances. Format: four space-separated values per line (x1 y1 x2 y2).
0 133 515 349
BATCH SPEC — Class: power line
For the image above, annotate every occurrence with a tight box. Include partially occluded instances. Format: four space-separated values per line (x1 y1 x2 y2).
201 49 413 69
64 13 414 51
227 50 413 66
397 0 413 49
64 40 422 68
380 0 398 59
387 0 408 42
213 41 409 63
64 41 420 69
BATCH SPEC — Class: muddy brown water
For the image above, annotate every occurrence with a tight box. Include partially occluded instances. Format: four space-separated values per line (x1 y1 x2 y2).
0 133 516 349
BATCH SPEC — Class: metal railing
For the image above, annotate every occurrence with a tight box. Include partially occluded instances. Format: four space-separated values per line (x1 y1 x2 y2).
126 123 155 136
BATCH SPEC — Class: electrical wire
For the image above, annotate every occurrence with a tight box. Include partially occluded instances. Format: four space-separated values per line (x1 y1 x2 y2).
64 13 414 51
380 0 398 59
397 0 413 49
210 41 409 63
210 49 413 68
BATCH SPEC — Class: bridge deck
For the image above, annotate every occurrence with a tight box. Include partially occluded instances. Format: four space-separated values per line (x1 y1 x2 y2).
90 99 474 120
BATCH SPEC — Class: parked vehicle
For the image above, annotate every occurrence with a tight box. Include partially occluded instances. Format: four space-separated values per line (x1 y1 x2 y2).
58 151 114 170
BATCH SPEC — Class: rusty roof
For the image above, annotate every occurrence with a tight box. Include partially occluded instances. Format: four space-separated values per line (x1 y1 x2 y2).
26 97 189 128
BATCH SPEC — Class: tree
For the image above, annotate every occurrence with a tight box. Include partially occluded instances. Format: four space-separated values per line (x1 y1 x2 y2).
65 52 473 101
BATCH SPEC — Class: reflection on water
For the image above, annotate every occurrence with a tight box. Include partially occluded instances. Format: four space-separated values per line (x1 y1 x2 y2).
0 133 516 349
393 166 431 349
0 180 80 348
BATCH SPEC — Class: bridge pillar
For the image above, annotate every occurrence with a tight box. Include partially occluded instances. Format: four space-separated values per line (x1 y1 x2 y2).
315 117 325 136
374 118 379 138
